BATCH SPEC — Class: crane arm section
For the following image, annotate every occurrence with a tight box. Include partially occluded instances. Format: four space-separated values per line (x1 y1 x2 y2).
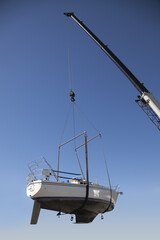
64 12 160 131
64 12 149 94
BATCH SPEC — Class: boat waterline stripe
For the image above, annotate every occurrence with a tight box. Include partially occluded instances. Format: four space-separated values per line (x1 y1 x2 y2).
32 196 113 204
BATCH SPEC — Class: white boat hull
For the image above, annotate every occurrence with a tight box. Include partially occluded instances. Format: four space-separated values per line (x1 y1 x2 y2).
27 180 119 223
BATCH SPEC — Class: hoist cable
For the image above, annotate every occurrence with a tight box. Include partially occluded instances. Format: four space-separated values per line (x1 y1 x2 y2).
66 18 73 91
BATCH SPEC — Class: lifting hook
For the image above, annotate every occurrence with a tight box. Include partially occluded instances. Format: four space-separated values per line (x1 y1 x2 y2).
70 89 75 102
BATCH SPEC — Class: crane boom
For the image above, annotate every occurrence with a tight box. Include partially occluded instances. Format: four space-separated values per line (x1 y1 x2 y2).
64 12 160 131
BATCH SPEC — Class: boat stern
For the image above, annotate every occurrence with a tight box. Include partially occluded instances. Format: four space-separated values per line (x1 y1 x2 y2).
27 181 42 199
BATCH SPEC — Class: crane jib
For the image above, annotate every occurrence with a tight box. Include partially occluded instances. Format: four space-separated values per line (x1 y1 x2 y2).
64 12 160 131
64 12 149 95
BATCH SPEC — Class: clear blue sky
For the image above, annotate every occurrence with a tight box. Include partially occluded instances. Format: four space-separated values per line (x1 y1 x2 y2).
0 0 160 239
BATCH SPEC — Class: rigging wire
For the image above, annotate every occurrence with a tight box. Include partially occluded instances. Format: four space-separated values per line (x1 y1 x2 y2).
57 104 72 181
99 135 112 189
72 102 85 179
75 103 112 191
74 104 86 132
58 103 72 146
99 134 113 211
75 104 100 134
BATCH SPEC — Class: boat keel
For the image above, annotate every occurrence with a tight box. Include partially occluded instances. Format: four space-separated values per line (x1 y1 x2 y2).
30 200 41 224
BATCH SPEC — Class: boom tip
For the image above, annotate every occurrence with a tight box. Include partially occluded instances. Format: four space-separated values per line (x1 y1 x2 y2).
64 12 74 17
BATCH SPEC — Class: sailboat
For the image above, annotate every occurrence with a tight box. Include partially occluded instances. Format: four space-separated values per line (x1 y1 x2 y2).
26 93 120 224
27 152 119 224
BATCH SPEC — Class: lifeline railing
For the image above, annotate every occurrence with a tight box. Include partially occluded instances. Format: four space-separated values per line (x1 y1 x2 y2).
27 157 57 182
27 156 81 183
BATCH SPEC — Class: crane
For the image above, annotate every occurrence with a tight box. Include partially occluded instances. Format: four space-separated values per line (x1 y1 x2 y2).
64 12 160 131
